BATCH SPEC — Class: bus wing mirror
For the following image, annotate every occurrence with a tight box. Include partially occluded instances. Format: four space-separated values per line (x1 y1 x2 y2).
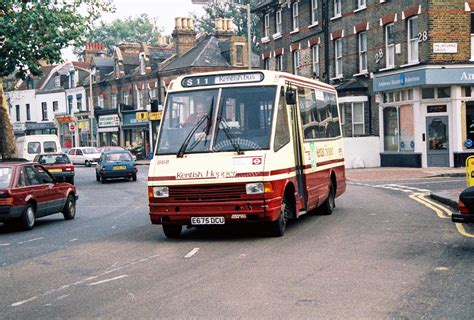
286 89 297 105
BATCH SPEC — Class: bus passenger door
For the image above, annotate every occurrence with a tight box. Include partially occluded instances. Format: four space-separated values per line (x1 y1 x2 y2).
287 88 308 212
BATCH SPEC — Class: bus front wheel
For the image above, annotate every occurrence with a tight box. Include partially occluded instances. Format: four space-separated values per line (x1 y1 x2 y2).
268 195 290 237
162 224 182 238
319 181 335 215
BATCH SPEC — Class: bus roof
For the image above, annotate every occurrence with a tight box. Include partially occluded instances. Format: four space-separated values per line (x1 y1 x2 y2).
167 70 337 93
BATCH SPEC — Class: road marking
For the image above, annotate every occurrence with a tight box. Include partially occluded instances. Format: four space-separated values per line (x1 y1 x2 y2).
185 248 199 258
8 253 160 308
454 223 474 238
11 296 38 307
56 294 70 301
435 267 448 271
0 243 11 246
69 238 78 242
409 193 451 219
88 275 129 286
17 237 43 245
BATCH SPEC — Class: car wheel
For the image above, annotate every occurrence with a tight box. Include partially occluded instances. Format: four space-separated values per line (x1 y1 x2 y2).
318 181 335 215
268 195 291 237
85 160 91 167
101 174 107 184
62 195 76 220
132 173 137 182
162 224 182 238
21 204 36 230
96 172 100 182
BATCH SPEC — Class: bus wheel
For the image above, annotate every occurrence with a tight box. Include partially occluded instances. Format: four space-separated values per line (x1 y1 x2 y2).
269 196 290 237
163 224 182 238
319 181 335 215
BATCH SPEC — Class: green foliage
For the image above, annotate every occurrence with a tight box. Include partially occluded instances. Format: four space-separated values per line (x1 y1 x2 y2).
77 14 163 55
0 0 113 79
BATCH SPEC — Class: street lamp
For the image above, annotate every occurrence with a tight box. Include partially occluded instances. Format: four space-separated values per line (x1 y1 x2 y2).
88 68 96 147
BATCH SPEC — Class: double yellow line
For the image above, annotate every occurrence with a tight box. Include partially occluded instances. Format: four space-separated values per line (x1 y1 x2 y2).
409 192 474 238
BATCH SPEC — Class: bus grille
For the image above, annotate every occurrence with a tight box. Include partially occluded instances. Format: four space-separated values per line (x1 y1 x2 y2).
169 185 246 202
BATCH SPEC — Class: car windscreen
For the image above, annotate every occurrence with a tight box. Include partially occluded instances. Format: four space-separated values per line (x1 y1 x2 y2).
0 167 13 188
83 147 98 154
37 154 70 165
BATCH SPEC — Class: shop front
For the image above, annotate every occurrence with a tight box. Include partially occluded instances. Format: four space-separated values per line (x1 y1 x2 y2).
374 65 474 167
74 112 91 147
122 111 150 160
24 122 57 136
97 114 120 147
56 115 74 148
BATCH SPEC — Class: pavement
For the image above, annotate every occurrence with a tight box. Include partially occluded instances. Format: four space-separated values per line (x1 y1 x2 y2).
346 166 465 209
138 158 465 209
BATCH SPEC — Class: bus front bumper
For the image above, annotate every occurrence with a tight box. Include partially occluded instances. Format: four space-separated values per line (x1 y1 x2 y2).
149 198 281 225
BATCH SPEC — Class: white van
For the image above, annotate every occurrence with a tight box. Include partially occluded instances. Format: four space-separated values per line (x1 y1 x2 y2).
16 134 62 161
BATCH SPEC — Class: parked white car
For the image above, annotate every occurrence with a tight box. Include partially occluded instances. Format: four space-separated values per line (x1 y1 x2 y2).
67 147 101 167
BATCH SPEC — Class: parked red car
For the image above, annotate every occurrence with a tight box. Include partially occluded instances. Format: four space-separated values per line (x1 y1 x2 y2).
0 160 78 230
453 186 474 223
34 153 75 184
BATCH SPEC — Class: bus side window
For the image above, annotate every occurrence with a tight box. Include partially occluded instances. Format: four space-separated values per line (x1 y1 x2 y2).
274 95 290 151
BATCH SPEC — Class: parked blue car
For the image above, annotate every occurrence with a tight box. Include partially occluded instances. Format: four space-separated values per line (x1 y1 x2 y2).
96 151 138 184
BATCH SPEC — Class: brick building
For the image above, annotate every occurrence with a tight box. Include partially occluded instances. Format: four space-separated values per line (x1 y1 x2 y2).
253 0 474 168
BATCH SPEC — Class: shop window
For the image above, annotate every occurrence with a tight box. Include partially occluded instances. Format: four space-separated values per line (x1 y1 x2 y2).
383 105 414 152
465 102 474 149
422 87 450 99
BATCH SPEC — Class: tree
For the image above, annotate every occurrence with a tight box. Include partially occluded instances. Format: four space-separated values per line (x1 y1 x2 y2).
76 14 164 55
0 0 113 157
192 0 260 50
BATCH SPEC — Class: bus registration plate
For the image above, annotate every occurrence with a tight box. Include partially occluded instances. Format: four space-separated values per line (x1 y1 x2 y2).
191 217 225 225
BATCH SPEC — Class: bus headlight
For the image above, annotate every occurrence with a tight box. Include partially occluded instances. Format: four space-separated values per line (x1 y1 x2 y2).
153 186 169 198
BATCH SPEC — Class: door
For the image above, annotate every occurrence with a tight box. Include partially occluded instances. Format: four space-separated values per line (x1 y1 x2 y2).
289 98 308 212
426 116 449 167
24 166 50 215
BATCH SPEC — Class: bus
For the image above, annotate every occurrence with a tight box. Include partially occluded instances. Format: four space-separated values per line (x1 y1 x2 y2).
148 70 346 238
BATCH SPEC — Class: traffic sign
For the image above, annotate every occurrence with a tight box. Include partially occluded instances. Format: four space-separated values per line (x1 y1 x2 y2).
69 123 75 132
149 111 162 121
466 155 474 187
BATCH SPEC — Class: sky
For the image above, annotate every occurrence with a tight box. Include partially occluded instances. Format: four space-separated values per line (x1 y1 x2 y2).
62 0 207 60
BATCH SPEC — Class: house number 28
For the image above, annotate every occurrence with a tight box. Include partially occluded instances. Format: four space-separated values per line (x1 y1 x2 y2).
418 31 428 42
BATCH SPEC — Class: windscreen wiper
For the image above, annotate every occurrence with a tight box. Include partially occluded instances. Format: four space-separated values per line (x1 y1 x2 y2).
217 116 244 155
177 114 209 158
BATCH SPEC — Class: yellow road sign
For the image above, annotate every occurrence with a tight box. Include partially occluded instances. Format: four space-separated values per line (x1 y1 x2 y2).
466 155 474 187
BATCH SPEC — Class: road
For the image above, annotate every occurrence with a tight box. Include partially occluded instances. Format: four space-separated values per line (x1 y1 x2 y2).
0 166 472 319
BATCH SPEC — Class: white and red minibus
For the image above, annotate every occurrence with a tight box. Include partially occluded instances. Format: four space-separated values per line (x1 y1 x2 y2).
148 70 346 238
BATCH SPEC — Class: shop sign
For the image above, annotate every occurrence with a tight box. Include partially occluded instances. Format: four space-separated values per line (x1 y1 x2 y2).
98 115 120 127
56 116 72 123
123 113 148 126
13 123 26 132
149 112 162 121
136 112 148 121
78 121 89 130
433 43 457 54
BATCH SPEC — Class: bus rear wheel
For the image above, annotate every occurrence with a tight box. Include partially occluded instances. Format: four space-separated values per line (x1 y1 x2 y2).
319 181 335 215
162 224 182 238
268 195 290 237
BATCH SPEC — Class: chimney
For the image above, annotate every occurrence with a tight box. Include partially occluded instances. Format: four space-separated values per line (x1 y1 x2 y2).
172 17 196 57
215 18 235 41
83 43 107 63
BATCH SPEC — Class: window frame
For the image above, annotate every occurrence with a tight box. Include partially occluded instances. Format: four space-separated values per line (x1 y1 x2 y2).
276 55 283 71
311 0 318 24
26 104 30 121
15 105 20 122
293 50 300 75
334 38 343 77
292 2 299 31
333 0 342 18
264 13 270 38
312 45 320 78
358 32 368 73
385 23 395 68
41 102 48 121
352 102 365 136
407 16 419 64
275 10 282 34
